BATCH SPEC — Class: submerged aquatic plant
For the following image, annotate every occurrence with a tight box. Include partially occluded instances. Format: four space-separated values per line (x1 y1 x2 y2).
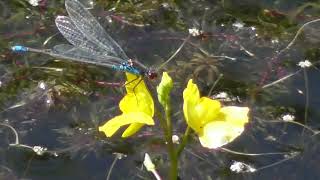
176 52 221 86
99 72 250 179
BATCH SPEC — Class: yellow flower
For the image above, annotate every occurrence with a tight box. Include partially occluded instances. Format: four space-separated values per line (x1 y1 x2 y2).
183 79 249 149
99 73 154 138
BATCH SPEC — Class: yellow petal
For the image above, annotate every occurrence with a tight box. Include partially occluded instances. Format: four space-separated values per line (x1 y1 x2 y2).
183 79 200 103
184 97 221 132
122 123 144 137
183 79 200 130
121 73 154 116
182 79 250 148
220 106 249 126
196 97 221 125
119 93 154 116
198 121 245 149
125 73 148 94
99 112 154 137
183 79 221 132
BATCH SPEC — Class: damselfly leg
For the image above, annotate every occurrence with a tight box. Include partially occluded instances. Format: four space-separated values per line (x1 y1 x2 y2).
95 74 141 89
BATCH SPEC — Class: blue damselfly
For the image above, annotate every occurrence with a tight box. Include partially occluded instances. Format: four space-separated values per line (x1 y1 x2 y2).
11 0 158 80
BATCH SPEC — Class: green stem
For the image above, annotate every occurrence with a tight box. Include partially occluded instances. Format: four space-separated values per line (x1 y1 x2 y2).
177 126 191 157
165 103 178 180
169 152 178 180
155 109 167 137
302 68 309 136
149 79 178 179
165 104 173 140
153 94 177 179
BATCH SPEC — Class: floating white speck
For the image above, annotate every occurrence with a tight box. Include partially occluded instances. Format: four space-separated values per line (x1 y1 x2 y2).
46 98 52 104
33 146 47 156
113 152 126 159
298 60 312 68
172 135 180 144
282 114 295 122
27 0 40 6
188 28 201 37
212 92 237 102
265 135 277 141
88 1 94 6
215 92 228 99
271 38 279 44
232 21 244 31
230 161 256 173
161 3 169 8
106 16 113 23
38 81 46 90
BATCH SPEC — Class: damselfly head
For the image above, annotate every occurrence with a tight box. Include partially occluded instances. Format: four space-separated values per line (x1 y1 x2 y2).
146 69 158 80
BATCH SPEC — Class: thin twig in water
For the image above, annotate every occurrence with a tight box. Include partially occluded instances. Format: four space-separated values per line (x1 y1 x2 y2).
157 35 191 71
0 123 19 144
220 148 289 156
239 44 255 57
262 59 320 89
184 148 215 166
255 152 299 172
188 40 237 60
262 70 301 89
255 116 318 134
23 154 35 178
158 36 238 61
302 69 309 136
278 18 320 55
260 19 320 86
42 32 59 47
0 123 59 156
106 153 123 180
0 165 13 174
208 74 223 96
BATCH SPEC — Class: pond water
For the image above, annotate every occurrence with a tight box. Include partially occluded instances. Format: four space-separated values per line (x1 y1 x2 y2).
1 0 320 179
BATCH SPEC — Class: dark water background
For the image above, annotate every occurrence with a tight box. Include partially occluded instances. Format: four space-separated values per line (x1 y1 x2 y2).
1 0 320 179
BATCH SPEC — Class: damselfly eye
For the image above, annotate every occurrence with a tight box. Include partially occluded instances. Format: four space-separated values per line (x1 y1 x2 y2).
147 71 158 80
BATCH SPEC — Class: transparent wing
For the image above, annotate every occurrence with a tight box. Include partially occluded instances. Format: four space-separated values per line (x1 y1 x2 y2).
52 44 124 68
55 16 109 56
64 0 129 60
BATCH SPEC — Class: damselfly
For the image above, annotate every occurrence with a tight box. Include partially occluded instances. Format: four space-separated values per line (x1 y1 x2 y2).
11 0 158 80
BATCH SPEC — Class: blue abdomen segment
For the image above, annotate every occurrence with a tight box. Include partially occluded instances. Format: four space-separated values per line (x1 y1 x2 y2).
11 45 28 53
112 62 141 75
